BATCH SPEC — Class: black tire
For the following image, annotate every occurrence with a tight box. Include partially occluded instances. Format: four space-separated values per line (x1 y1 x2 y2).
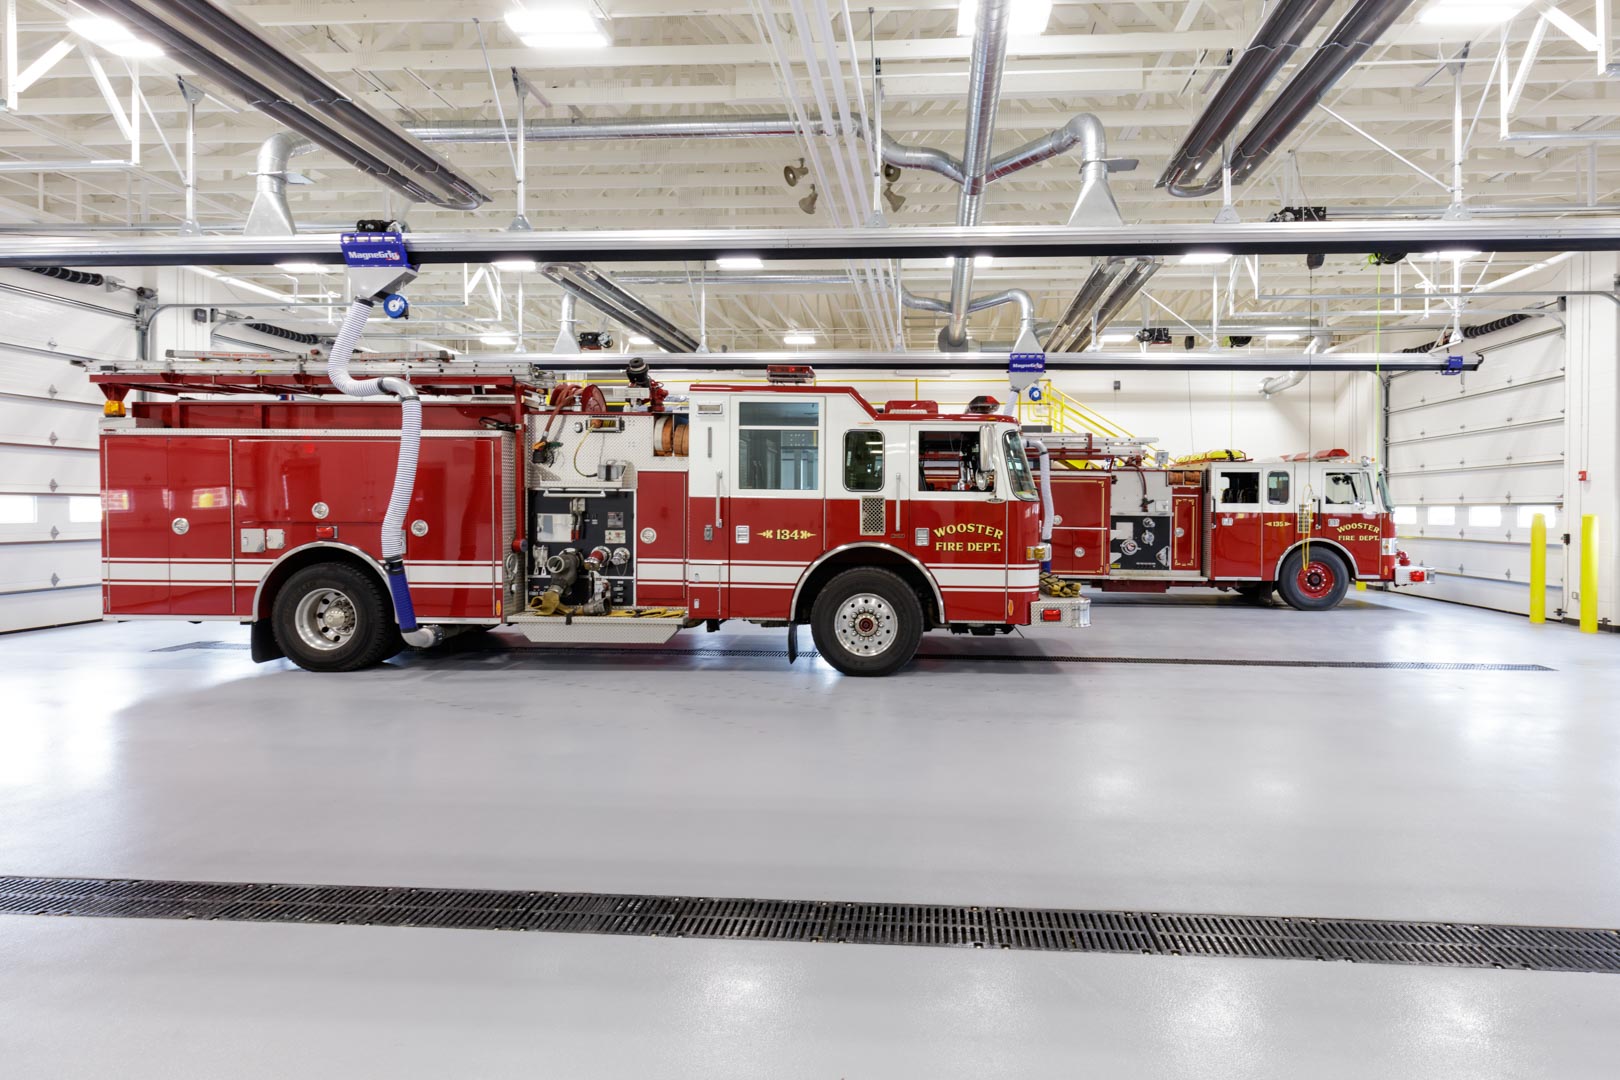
1276 548 1350 611
1235 582 1277 603
271 562 402 672
809 567 925 677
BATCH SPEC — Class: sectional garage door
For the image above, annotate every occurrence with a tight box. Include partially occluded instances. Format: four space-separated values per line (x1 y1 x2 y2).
0 274 136 632
1384 322 1565 616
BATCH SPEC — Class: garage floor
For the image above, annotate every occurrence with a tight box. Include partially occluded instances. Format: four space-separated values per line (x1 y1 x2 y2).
2 591 1618 1076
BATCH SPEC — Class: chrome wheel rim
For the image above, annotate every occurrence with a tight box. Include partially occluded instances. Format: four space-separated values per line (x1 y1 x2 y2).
834 593 898 657
293 587 359 652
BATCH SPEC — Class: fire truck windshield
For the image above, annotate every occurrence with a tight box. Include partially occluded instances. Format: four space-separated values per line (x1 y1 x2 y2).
1002 429 1038 501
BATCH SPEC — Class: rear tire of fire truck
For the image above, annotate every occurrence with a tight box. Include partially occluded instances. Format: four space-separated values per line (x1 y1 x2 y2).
272 562 404 673
809 568 924 678
1276 548 1350 612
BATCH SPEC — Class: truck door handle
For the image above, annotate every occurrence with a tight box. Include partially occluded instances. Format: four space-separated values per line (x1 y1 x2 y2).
714 471 724 528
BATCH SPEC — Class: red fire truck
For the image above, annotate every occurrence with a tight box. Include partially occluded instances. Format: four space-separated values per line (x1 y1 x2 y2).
89 354 1087 677
1031 434 1432 609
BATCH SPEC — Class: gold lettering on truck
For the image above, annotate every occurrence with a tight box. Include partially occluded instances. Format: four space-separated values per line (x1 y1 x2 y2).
931 522 1005 553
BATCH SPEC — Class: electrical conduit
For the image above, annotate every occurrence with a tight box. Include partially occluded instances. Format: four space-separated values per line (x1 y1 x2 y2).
326 298 437 647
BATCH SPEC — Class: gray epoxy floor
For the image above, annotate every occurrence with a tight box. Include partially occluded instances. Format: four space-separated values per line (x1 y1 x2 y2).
2 591 1619 1076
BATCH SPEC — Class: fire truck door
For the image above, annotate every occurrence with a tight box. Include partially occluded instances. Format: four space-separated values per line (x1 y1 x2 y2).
161 436 237 615
102 434 171 615
685 408 728 618
1209 465 1264 579
905 426 1009 622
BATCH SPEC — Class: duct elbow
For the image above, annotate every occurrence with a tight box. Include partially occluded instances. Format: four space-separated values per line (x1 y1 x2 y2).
1259 370 1308 397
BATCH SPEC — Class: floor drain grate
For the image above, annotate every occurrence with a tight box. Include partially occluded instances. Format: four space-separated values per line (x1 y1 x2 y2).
1 876 1613 973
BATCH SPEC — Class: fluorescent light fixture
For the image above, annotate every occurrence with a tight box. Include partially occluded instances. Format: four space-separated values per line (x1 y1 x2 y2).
1099 331 1137 343
1419 0 1533 25
973 253 994 267
628 334 654 346
1475 251 1575 292
505 4 610 48
782 332 817 346
275 261 326 274
480 333 516 346
68 17 163 58
716 255 764 270
1417 249 1482 261
957 0 1053 36
1265 332 1302 342
493 258 536 272
1179 251 1233 266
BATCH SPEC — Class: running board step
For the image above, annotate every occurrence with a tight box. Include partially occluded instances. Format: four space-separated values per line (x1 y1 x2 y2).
507 611 686 644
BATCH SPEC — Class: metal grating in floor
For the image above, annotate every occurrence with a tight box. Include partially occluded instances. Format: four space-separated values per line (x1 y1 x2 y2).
2 876 1615 973
153 640 1551 671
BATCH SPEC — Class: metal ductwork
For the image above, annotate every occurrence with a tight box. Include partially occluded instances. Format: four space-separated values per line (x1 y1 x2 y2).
943 0 1012 348
1259 370 1309 396
1158 0 1415 198
245 132 314 236
540 262 700 354
77 0 489 211
903 286 1037 346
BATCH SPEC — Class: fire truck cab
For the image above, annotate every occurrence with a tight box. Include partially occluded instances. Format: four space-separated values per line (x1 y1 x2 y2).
91 356 1087 677
1035 437 1432 610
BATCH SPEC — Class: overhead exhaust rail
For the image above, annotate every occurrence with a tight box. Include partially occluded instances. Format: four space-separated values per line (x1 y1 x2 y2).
85 350 1480 378
7 221 1620 268
1157 0 1415 199
77 0 489 211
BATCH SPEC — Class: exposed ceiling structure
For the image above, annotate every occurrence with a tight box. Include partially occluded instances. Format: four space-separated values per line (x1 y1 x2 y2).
0 0 1614 353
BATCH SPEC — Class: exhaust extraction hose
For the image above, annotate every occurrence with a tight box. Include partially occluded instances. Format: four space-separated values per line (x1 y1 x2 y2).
327 297 435 646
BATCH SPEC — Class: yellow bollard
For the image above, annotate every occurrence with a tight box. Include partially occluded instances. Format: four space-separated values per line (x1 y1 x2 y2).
1581 514 1599 634
1529 513 1547 624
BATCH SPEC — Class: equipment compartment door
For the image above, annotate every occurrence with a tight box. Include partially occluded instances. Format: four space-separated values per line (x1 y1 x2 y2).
906 427 1010 622
1209 465 1264 579
1049 474 1110 576
102 435 172 615
1171 493 1201 571
165 436 237 615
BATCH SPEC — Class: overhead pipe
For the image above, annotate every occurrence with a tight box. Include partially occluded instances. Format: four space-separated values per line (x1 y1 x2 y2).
245 132 315 236
903 286 1037 341
77 0 488 211
1259 369 1309 396
1225 0 1420 189
943 0 1012 348
1063 260 1163 353
1157 0 1338 198
540 262 700 354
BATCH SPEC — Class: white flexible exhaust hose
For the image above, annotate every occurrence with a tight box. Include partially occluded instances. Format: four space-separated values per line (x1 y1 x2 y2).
327 298 437 646
1036 439 1054 571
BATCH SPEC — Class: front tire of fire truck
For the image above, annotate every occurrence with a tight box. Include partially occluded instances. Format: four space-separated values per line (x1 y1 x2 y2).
272 562 404 672
1276 548 1350 612
809 568 924 678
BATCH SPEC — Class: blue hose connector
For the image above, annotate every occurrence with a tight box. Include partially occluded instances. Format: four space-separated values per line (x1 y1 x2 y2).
384 558 418 632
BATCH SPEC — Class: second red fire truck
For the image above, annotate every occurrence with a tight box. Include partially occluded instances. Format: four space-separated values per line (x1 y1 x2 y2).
1031 434 1431 609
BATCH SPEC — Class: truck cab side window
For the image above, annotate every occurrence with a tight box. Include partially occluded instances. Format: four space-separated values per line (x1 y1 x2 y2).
738 400 820 491
1217 470 1259 506
843 430 884 492
1324 471 1370 505
918 430 987 492
1267 470 1291 505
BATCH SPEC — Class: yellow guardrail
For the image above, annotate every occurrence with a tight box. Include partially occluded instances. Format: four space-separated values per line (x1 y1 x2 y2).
1016 381 1134 440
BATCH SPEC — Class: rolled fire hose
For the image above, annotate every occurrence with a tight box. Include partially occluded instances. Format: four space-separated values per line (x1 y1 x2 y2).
327 297 438 647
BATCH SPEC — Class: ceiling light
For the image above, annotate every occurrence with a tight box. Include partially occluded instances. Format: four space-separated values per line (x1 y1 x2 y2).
1099 332 1136 344
68 17 163 58
480 333 516 346
1419 0 1534 25
717 255 764 270
783 332 817 346
275 261 326 274
1417 249 1482 261
973 254 994 267
1179 252 1233 266
957 0 1052 36
628 334 654 346
505 5 610 48
493 258 536 272
1266 332 1302 342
